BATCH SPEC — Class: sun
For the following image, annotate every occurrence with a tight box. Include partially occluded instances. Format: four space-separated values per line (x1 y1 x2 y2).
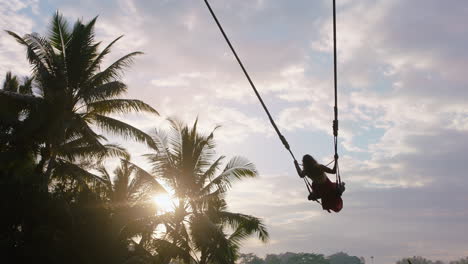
152 194 177 213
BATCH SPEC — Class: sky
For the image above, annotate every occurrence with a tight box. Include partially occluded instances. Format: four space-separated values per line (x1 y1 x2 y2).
1 0 468 263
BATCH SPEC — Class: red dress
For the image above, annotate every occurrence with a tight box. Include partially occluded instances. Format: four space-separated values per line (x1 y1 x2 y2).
312 177 343 213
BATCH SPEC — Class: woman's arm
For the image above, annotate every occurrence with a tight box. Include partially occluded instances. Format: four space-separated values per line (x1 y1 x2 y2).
319 162 336 174
319 154 338 174
294 160 306 178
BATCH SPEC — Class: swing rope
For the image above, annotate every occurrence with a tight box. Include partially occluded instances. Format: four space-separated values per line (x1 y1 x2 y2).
203 0 341 196
202 0 297 162
332 0 342 187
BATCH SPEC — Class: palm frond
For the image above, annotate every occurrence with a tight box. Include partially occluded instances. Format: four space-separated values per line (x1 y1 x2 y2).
49 11 71 52
150 128 170 153
85 35 123 77
203 156 257 193
80 81 127 102
196 189 224 211
199 156 225 194
57 118 109 161
145 129 177 189
97 165 113 193
218 211 269 243
221 156 258 180
228 228 251 246
119 215 162 240
58 143 105 162
189 214 235 264
19 76 34 95
23 33 58 74
112 160 132 203
65 143 129 163
92 114 156 149
90 51 143 86
193 124 220 176
2 71 19 92
127 160 168 194
88 99 158 115
166 118 184 162
66 16 99 88
53 159 104 186
102 143 130 160
189 214 220 250
6 31 52 77
152 239 194 264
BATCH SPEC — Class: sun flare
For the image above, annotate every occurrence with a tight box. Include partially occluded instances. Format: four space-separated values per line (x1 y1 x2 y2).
152 194 177 212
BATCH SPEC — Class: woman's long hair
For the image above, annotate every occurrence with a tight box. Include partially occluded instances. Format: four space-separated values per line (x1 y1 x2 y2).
302 154 317 172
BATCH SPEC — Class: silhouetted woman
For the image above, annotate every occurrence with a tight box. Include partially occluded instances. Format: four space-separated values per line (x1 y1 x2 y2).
294 154 344 213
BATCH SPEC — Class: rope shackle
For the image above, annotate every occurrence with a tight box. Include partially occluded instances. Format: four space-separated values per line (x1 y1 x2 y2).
333 119 338 137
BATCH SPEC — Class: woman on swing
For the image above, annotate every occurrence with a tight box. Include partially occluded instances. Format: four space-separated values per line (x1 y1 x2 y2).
294 154 344 213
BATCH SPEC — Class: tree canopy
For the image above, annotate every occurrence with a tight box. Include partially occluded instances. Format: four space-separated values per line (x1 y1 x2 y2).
0 12 267 264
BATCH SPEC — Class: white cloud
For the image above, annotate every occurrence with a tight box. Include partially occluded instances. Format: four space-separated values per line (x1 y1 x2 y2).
0 0 36 79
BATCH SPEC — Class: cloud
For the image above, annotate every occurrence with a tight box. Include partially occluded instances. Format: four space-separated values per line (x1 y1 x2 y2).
303 0 468 187
0 0 37 79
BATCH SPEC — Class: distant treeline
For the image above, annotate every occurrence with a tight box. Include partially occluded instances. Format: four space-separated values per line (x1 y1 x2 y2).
396 256 468 264
238 252 362 264
238 252 468 264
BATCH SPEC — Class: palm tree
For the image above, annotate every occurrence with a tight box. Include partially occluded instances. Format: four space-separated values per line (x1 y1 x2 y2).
145 118 269 264
0 12 158 190
0 71 38 192
97 158 166 238
97 158 166 209
0 72 34 152
96 158 194 264
1 71 33 94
